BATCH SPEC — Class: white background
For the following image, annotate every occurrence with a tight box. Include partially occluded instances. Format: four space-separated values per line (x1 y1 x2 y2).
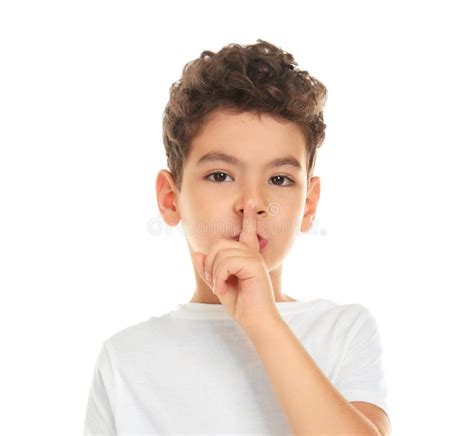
1 1 473 434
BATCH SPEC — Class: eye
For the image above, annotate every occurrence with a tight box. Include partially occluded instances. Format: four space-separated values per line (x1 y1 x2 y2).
204 172 294 186
205 171 232 183
269 175 294 186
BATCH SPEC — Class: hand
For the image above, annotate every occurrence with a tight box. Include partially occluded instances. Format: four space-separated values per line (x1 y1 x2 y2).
191 199 281 331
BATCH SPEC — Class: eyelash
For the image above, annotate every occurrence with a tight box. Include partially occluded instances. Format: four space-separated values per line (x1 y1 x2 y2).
204 171 295 187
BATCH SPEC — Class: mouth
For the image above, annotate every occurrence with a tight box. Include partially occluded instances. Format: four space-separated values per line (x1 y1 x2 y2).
231 232 268 251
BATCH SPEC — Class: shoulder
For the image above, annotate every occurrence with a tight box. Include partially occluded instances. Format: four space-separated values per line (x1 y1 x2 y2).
315 299 375 326
309 299 380 346
102 314 171 356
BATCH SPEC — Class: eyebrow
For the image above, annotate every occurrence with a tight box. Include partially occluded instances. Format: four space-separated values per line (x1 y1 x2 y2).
195 151 303 172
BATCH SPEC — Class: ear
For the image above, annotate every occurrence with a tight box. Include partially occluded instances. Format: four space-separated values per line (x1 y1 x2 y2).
300 176 320 233
155 169 181 227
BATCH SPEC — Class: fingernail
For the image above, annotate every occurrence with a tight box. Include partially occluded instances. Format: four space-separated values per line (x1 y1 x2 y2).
205 267 210 282
249 199 255 210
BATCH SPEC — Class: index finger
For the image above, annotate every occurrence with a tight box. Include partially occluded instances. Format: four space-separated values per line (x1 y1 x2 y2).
239 199 259 251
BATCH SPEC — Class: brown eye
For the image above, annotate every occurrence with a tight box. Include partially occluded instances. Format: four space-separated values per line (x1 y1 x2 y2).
269 175 294 186
205 171 232 182
204 172 294 186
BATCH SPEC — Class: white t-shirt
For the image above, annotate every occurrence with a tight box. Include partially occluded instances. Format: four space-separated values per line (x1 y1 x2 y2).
84 298 389 435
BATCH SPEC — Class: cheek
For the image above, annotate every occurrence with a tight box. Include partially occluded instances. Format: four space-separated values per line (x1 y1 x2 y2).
265 209 299 240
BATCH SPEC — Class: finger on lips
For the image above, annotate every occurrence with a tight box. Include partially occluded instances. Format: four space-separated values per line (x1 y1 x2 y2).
239 199 258 249
205 199 260 290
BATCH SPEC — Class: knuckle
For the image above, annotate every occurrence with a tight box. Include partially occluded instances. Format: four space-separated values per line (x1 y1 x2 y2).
207 240 240 269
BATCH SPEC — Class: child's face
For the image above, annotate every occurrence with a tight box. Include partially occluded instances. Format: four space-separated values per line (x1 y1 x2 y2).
162 109 319 270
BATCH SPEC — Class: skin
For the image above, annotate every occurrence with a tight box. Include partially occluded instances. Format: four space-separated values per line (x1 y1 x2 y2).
156 108 320 304
155 113 391 433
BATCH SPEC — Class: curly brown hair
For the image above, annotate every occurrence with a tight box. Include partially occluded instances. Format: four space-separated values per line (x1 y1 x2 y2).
162 39 328 192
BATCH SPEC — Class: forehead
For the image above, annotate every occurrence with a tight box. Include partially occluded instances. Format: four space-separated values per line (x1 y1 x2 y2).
187 110 307 165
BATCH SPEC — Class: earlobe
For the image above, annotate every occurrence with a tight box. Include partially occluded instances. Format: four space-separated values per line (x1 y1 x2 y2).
156 170 180 226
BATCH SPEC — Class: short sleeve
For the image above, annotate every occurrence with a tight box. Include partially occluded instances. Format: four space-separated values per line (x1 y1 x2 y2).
84 342 118 436
333 306 389 416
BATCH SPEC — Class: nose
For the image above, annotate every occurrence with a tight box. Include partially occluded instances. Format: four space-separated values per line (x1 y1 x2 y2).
238 199 266 216
234 197 268 237
239 207 265 215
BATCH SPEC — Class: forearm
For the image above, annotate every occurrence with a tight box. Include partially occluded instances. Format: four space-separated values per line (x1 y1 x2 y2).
242 316 381 436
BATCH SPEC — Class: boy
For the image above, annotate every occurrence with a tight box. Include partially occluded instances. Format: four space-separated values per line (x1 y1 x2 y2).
84 39 391 435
